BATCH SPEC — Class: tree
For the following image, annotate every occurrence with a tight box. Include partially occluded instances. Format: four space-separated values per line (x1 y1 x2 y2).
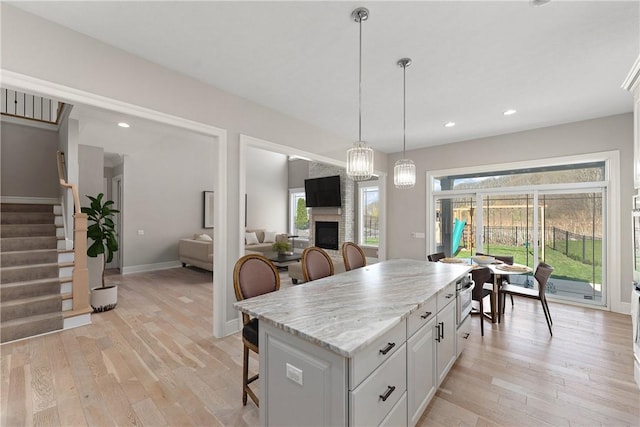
295 198 309 230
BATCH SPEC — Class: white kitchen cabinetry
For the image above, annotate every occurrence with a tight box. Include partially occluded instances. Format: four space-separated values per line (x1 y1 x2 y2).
234 260 473 426
623 55 640 189
407 315 436 426
436 289 457 385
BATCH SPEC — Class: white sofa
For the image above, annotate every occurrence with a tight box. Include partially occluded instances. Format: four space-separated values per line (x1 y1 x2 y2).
244 228 288 253
179 234 213 271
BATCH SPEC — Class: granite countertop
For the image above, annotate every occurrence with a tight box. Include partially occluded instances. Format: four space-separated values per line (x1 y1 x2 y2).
234 258 471 357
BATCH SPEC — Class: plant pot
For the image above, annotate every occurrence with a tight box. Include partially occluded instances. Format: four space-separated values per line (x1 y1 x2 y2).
90 285 118 312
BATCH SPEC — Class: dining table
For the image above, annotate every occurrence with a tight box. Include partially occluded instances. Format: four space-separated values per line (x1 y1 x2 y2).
438 257 533 323
485 262 533 322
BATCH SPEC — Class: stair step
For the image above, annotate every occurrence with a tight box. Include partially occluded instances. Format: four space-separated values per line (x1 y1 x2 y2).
1 212 55 225
0 249 59 267
1 312 63 343
0 262 59 284
0 236 58 252
1 277 61 301
1 223 57 238
0 204 54 213
1 294 62 321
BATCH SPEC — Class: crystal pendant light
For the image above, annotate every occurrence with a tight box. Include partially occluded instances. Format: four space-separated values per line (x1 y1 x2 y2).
346 7 374 181
394 58 416 189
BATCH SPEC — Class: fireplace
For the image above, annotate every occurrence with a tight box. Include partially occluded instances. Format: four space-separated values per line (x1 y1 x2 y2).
315 221 339 250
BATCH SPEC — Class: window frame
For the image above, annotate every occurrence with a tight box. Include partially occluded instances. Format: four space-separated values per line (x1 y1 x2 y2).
427 151 619 311
358 181 380 248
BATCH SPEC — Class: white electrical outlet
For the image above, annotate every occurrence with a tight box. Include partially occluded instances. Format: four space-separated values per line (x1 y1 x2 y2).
286 363 303 386
412 232 425 239
137 229 144 235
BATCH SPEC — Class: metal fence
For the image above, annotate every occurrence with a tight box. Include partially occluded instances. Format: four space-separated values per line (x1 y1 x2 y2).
363 215 379 242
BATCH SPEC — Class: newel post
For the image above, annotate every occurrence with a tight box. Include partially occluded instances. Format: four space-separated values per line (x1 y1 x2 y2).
73 213 90 312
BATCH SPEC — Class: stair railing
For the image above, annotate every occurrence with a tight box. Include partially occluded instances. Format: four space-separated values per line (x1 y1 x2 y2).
57 151 91 315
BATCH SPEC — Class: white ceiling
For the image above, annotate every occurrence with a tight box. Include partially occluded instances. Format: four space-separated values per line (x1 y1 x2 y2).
10 1 640 154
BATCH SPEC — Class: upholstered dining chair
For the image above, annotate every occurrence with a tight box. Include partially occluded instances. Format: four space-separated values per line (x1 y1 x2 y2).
233 253 281 407
301 246 334 282
471 267 494 336
342 242 366 271
427 252 446 262
499 262 554 336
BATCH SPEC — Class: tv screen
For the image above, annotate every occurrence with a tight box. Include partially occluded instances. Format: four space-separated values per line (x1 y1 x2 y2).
304 175 342 207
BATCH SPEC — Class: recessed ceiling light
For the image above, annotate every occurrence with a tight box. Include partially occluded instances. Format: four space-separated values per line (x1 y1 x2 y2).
117 122 130 128
444 122 456 128
503 109 517 116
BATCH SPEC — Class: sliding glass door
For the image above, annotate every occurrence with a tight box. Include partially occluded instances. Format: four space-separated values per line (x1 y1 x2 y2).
430 160 607 307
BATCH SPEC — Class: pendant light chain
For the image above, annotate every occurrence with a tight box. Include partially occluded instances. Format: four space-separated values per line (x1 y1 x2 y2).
402 63 406 158
358 14 362 143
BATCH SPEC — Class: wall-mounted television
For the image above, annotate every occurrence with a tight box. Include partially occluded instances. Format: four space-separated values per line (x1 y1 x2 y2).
304 175 342 207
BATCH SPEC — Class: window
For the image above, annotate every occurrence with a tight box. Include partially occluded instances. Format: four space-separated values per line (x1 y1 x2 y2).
359 183 379 247
289 189 309 239
430 158 610 307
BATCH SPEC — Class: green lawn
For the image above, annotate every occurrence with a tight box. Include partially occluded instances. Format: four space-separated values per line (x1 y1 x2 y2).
459 244 602 284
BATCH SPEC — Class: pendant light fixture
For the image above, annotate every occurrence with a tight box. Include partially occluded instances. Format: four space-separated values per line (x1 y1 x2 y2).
346 7 374 181
394 57 416 189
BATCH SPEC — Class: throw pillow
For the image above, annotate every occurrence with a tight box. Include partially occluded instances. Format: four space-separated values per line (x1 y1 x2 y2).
245 232 259 245
195 234 213 242
263 231 277 243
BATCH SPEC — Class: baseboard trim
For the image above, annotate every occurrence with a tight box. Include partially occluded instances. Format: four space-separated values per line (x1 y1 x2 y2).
1 196 60 205
63 313 91 330
122 261 182 275
224 316 241 336
617 301 631 316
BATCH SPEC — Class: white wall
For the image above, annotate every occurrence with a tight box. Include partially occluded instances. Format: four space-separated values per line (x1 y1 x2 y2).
1 121 59 198
0 4 391 331
386 113 634 308
246 147 288 233
78 144 105 287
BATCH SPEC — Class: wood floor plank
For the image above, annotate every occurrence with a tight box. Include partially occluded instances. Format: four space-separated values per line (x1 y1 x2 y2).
1 267 638 427
44 333 87 427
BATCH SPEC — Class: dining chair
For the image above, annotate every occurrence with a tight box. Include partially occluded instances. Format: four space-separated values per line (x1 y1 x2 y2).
301 246 334 282
233 253 281 407
342 242 366 271
476 252 514 306
498 262 554 336
471 267 494 336
427 252 446 262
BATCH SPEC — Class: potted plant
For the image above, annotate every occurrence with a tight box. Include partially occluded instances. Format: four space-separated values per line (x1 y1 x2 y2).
81 193 119 312
272 241 291 255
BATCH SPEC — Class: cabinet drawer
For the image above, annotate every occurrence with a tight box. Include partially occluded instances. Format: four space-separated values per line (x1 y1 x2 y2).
407 297 437 338
349 321 406 388
350 344 406 427
456 314 471 358
437 281 456 311
379 391 407 427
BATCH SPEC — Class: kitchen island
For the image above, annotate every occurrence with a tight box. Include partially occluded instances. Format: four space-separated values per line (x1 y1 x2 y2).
234 258 472 426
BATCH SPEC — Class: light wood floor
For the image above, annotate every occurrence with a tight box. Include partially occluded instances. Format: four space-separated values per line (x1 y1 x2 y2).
1 267 639 426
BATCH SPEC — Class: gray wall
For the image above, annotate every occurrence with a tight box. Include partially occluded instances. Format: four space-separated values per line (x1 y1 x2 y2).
246 147 288 233
1 121 59 198
386 113 634 306
288 158 310 189
121 135 215 270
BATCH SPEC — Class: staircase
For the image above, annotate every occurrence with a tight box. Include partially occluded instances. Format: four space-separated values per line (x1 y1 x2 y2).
0 203 71 343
